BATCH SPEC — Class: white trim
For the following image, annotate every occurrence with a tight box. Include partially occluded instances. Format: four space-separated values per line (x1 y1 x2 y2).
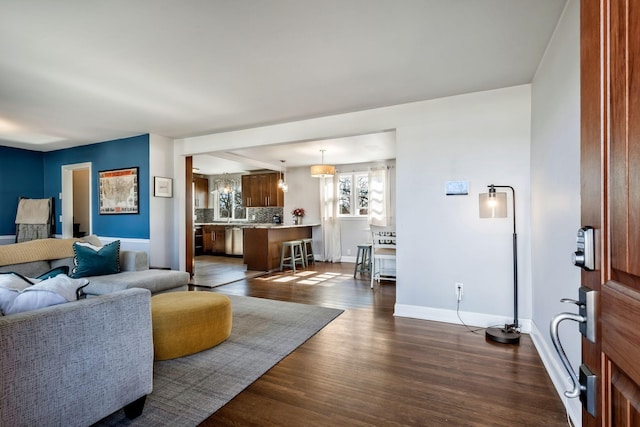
0 235 15 245
393 303 532 333
530 321 581 427
97 236 150 253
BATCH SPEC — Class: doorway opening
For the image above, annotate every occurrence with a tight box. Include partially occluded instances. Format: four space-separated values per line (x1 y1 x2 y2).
61 162 92 238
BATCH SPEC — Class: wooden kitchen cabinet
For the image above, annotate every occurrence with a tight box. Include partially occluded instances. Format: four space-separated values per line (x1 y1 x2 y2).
243 225 312 271
264 173 283 207
194 176 209 208
241 173 283 207
241 175 261 207
203 225 225 254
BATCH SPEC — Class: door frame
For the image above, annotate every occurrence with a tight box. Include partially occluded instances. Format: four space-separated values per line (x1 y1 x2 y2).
61 162 92 239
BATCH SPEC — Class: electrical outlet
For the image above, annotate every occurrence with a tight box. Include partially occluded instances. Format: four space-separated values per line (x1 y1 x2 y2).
347 248 351 255
455 282 463 301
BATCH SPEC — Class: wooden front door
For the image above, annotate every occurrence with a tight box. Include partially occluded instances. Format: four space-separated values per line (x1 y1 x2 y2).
581 0 640 425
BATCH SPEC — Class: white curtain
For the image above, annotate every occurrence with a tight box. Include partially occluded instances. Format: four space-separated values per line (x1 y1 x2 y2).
368 167 392 226
319 176 342 262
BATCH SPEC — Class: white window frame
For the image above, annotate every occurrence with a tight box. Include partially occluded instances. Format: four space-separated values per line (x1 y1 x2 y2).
213 189 247 221
338 172 369 217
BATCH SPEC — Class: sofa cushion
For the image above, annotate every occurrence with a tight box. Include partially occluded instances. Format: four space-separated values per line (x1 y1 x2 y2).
0 260 52 278
83 269 190 296
4 275 89 315
72 240 120 278
50 257 76 273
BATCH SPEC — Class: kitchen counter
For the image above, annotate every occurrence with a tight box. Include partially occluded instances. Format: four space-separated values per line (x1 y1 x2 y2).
243 225 317 271
252 223 320 229
195 222 319 229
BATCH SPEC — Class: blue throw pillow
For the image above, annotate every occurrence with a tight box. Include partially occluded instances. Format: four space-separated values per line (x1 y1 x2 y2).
36 266 70 280
71 240 120 278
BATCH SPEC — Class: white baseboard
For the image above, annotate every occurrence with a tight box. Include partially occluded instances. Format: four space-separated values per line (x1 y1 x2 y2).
530 322 581 426
393 303 532 333
0 235 15 246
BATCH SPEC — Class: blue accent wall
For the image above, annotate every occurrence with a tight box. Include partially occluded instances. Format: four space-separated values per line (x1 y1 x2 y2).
0 146 44 235
43 134 150 239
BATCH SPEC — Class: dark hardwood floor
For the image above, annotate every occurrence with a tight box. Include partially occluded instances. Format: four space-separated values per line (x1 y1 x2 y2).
190 260 568 427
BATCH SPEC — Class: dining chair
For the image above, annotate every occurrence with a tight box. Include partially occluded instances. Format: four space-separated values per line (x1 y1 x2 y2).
370 225 396 288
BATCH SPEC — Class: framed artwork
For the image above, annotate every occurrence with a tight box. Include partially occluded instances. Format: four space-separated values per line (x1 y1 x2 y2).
99 167 139 214
154 176 173 198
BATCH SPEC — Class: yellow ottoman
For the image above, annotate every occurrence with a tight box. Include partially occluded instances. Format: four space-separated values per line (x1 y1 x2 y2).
151 292 232 361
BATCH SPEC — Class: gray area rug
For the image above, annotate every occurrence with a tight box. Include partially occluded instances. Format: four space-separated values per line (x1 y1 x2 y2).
94 294 343 426
193 270 267 288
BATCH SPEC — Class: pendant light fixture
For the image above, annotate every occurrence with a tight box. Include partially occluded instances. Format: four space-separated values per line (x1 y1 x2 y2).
278 160 288 192
310 149 335 178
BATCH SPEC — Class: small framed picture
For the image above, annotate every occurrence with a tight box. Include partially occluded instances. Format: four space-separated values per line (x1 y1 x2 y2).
154 176 173 198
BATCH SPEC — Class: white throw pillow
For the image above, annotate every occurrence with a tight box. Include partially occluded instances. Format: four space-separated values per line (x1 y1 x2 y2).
0 273 39 315
4 274 89 316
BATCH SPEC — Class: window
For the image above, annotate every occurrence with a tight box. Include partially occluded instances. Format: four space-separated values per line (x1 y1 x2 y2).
211 175 245 221
338 172 368 216
218 191 246 220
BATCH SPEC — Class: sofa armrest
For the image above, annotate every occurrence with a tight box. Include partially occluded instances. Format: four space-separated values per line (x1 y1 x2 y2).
0 288 153 426
120 250 149 271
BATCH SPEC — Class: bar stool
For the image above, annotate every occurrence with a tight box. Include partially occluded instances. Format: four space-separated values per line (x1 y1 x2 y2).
301 238 314 267
280 240 305 272
353 244 372 278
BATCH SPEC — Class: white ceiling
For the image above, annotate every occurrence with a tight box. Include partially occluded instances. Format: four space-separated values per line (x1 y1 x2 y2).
0 0 566 172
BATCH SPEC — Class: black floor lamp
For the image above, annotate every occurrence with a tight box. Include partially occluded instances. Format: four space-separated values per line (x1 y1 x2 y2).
479 184 520 345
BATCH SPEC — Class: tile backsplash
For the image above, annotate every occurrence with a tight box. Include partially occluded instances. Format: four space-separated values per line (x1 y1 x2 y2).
247 207 284 223
195 207 283 223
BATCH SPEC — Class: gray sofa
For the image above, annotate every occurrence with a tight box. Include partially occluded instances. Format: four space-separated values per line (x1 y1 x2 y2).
0 288 153 426
0 236 190 296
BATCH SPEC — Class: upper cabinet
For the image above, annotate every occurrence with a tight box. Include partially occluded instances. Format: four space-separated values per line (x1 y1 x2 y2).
264 173 284 207
193 176 209 208
241 172 283 207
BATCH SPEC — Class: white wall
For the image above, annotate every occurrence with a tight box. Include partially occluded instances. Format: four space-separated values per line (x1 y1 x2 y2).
149 134 178 269
395 86 533 330
529 1 581 424
176 86 533 331
282 166 321 226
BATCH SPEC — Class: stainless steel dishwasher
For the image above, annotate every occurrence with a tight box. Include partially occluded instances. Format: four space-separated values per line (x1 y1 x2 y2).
225 227 243 255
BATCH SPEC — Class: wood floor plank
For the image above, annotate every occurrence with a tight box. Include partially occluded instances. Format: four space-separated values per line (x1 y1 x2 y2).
190 260 567 426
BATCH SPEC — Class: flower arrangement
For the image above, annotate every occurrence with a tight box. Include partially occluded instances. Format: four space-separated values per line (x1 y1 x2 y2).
291 208 305 217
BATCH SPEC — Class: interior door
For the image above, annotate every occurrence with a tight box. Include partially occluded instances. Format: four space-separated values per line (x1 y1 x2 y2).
581 0 640 425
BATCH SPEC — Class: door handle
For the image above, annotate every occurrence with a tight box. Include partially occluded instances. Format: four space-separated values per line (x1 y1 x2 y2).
549 287 597 416
550 312 585 398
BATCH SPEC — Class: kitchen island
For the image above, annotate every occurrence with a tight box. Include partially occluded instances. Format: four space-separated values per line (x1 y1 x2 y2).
243 224 318 271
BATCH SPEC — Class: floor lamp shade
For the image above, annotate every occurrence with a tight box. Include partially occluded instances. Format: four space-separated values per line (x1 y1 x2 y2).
479 184 520 345
478 192 508 218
